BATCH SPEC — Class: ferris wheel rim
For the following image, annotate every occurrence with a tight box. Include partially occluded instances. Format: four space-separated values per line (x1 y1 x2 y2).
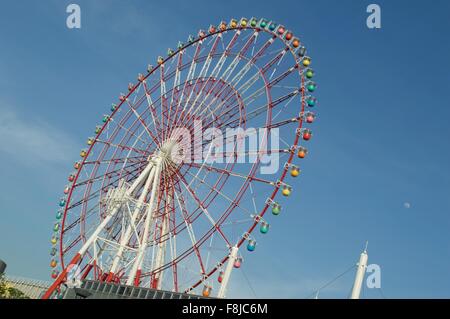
50 19 314 298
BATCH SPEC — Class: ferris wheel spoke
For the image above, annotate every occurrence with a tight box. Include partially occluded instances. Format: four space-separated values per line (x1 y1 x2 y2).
231 49 288 101
214 33 277 98
188 35 259 120
227 36 274 87
165 45 202 137
176 262 207 288
183 51 276 137
169 31 243 134
188 117 267 154
82 154 148 166
93 138 149 157
194 147 292 161
261 47 289 74
188 32 257 121
166 52 185 145
186 34 222 104
142 80 163 136
178 41 203 109
106 110 152 147
129 91 163 130
203 232 218 275
89 134 147 189
185 162 275 186
122 98 162 148
222 89 301 129
174 80 237 136
175 170 231 248
62 234 83 255
182 168 253 218
173 183 207 276
63 204 97 233
100 119 152 165
268 64 298 88
220 217 255 227
73 160 144 189
159 64 169 142
170 87 237 141
142 81 180 143
271 93 300 123
266 116 300 129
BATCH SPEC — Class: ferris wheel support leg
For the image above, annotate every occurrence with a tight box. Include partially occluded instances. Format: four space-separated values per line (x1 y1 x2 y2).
217 246 239 299
42 253 82 299
43 164 153 298
81 263 94 280
127 159 162 286
108 164 157 278
134 269 142 286
77 163 153 258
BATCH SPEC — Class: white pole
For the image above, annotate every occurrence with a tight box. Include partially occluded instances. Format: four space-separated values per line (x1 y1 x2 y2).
350 244 369 299
78 163 153 256
217 246 238 298
109 165 156 274
127 158 162 285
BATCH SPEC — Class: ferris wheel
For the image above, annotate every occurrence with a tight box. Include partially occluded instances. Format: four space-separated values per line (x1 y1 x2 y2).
43 17 318 299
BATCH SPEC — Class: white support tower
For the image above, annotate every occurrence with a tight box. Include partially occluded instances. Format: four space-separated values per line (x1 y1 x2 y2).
217 246 239 298
63 143 170 287
350 243 369 299
109 166 156 276
126 158 162 285
76 163 154 258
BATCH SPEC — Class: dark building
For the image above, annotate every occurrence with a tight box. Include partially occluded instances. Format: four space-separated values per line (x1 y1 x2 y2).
64 280 208 299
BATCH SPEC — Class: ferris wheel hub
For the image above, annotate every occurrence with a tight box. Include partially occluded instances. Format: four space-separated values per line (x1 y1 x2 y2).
159 139 177 159
156 138 184 166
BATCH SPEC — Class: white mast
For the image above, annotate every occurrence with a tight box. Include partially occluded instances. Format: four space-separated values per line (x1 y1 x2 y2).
126 158 162 285
217 246 239 298
109 165 156 276
350 242 369 299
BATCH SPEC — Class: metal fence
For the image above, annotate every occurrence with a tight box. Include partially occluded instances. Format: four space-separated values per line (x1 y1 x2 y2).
4 275 51 299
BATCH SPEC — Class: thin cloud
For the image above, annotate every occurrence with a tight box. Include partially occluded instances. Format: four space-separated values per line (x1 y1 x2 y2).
0 103 80 165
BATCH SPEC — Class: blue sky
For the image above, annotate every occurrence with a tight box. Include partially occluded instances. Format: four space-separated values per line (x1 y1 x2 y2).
0 0 449 298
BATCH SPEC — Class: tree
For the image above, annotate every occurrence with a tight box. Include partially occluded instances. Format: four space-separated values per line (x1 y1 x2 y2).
0 274 29 299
